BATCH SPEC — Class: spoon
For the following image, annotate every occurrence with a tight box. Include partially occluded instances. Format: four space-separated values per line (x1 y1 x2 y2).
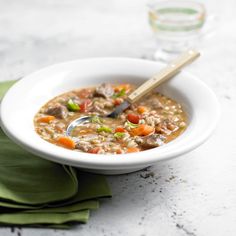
66 49 200 136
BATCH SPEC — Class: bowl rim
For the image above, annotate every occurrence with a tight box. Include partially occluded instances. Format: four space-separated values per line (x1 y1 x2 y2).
0 57 220 169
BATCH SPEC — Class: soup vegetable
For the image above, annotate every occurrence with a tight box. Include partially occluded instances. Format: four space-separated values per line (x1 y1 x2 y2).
34 83 187 154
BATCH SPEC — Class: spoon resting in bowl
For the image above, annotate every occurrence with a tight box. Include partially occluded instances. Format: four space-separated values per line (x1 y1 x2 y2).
66 49 200 136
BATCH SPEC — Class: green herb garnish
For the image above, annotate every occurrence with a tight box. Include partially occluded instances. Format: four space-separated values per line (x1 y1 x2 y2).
97 126 112 133
90 115 103 124
125 120 139 128
67 99 80 111
114 132 125 139
113 88 126 98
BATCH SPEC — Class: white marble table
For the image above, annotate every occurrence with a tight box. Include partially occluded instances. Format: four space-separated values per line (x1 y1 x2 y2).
0 0 236 235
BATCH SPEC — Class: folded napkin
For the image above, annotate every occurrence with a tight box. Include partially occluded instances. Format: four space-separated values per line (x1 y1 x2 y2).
0 80 111 228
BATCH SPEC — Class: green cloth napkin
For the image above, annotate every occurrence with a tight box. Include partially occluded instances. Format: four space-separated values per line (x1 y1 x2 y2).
0 80 111 228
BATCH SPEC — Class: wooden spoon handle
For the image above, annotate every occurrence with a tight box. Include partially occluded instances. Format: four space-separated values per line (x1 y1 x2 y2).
127 50 200 103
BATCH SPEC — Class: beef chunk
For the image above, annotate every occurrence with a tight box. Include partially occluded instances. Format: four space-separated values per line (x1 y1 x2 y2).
155 120 178 135
75 142 92 152
45 104 67 119
138 134 166 148
149 99 163 109
94 83 114 98
145 95 163 109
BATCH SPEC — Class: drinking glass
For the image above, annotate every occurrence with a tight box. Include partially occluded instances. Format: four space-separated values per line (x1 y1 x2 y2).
147 0 206 61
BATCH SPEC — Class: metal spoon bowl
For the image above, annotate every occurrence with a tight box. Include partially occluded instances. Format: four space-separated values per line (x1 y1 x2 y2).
66 116 91 136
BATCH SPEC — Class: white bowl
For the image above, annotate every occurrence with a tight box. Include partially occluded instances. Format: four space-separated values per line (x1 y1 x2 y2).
0 58 220 174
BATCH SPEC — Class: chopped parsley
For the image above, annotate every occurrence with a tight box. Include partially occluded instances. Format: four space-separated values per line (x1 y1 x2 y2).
125 120 139 128
114 132 125 139
113 88 126 98
90 115 103 124
97 126 112 133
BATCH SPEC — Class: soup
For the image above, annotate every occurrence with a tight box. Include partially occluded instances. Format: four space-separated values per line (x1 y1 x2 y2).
34 83 187 154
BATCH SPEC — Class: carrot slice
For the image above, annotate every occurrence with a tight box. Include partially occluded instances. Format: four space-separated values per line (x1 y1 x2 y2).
137 106 148 114
141 124 155 136
37 116 55 123
114 84 131 92
116 149 122 154
115 127 126 133
88 147 100 154
129 126 142 136
57 136 75 149
130 124 154 136
126 147 140 153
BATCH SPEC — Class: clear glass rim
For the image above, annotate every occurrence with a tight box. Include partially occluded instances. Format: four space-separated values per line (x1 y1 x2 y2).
147 0 206 18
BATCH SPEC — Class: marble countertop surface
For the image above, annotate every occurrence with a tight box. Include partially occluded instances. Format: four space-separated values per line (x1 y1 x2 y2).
0 0 235 235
